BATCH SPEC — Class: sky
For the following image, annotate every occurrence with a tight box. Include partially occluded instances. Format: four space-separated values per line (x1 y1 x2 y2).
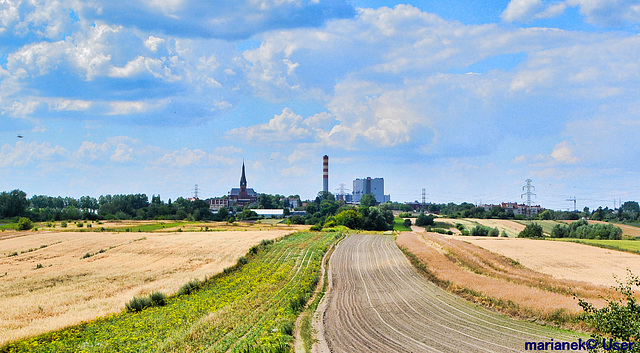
2 0 640 211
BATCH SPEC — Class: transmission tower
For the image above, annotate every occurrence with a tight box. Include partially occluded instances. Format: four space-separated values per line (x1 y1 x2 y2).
566 196 576 212
193 184 199 199
421 188 426 209
521 179 536 219
336 183 349 201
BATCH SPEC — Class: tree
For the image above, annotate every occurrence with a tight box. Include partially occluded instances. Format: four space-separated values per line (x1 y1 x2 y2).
518 222 543 238
335 209 363 229
577 272 640 352
403 218 412 229
415 212 434 227
359 193 377 208
0 190 28 218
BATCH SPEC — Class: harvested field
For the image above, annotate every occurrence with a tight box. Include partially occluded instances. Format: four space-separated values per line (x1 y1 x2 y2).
436 218 526 237
396 231 612 323
315 234 581 353
462 236 640 288
0 229 294 345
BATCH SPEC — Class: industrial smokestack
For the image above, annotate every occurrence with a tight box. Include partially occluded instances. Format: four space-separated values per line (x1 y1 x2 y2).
323 155 329 193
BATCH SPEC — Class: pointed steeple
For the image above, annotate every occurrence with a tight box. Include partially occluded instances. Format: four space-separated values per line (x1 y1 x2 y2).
240 161 247 187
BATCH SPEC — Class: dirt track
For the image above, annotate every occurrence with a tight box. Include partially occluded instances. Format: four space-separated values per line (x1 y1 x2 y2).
315 234 581 352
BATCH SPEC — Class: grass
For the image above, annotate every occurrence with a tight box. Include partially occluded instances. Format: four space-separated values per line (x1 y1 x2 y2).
0 231 340 352
298 234 343 352
550 238 640 255
396 232 612 329
393 218 412 232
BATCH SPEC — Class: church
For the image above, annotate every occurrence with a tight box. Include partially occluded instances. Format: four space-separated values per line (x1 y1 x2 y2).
227 162 259 208
206 161 259 211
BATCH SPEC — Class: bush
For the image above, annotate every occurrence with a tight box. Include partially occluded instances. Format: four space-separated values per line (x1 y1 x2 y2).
518 222 543 238
16 217 33 231
8 251 18 257
471 225 490 236
309 224 322 231
149 291 167 306
76 222 84 228
125 296 152 312
488 227 500 237
237 256 248 266
61 221 67 228
178 279 202 296
403 218 412 228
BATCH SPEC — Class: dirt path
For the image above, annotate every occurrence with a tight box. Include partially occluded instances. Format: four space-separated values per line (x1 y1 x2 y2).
315 234 581 353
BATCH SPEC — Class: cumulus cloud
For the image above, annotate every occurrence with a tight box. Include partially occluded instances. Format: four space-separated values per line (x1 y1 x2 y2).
550 141 579 164
226 107 320 142
0 141 67 167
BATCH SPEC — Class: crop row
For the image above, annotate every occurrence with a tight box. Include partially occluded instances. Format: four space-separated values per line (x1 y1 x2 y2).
0 231 340 353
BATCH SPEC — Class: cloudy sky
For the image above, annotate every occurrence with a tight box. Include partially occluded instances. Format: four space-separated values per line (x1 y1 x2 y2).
2 0 640 210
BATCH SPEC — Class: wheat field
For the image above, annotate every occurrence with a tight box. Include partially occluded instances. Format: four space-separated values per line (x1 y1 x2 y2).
462 236 640 287
0 229 295 345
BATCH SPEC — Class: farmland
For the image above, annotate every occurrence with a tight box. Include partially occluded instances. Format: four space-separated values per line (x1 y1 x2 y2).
0 228 298 345
1 231 339 352
396 231 613 325
315 234 581 352
463 236 640 287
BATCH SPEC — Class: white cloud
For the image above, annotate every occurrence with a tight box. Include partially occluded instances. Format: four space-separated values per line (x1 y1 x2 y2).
502 0 640 26
502 0 566 22
550 141 579 164
52 99 92 111
156 147 207 167
144 36 165 52
74 141 109 161
226 107 313 142
110 143 135 163
0 141 67 167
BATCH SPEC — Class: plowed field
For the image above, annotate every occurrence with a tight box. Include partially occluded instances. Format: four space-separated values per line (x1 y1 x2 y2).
315 234 581 353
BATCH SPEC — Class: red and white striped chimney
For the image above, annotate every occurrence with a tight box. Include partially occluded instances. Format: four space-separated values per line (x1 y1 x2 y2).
323 155 329 193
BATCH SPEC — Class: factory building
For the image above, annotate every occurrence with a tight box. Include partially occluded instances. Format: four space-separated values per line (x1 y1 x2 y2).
351 177 390 204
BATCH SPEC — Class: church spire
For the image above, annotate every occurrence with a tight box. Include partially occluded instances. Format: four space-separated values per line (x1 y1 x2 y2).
240 161 247 187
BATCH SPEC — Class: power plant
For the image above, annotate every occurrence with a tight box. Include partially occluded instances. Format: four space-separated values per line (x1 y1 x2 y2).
323 155 329 193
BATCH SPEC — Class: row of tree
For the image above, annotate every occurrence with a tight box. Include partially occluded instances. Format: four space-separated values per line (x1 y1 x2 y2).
550 219 623 240
418 201 640 222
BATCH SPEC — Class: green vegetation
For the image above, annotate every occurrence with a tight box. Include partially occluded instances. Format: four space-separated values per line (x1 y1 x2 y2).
0 232 339 353
469 225 499 237
518 223 544 238
393 218 412 232
550 219 623 240
552 238 640 255
126 292 167 312
415 212 434 227
16 217 33 231
577 272 640 352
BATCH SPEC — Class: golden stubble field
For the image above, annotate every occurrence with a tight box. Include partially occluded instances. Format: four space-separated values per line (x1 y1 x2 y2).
462 236 640 288
0 228 298 345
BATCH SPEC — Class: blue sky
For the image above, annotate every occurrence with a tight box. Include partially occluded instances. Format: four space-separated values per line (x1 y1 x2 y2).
2 0 640 211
